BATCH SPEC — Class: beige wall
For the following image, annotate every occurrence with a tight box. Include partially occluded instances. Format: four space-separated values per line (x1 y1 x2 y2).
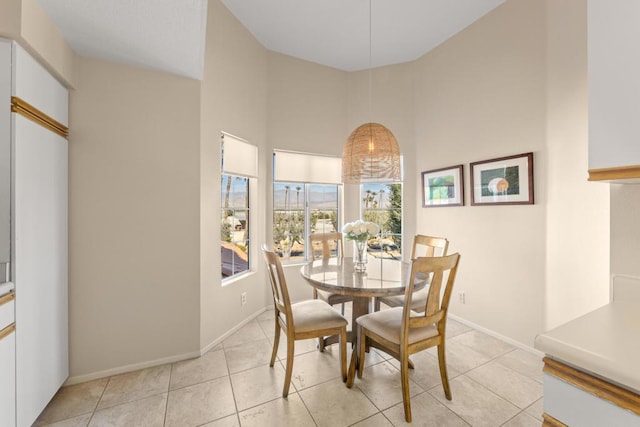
68 56 202 380
544 0 609 328
414 0 609 346
199 0 270 349
266 52 348 301
24 0 618 379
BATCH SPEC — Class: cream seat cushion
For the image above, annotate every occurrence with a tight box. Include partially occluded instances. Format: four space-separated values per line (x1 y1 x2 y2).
381 288 428 311
279 299 348 333
357 307 438 345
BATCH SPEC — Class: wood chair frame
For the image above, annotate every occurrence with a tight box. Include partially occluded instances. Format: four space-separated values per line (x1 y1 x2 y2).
262 245 348 397
374 234 449 312
309 232 353 350
348 253 461 422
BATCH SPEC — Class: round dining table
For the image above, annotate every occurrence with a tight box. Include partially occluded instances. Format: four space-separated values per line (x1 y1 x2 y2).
300 256 427 346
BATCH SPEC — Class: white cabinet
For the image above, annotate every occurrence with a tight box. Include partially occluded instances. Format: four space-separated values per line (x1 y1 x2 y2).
588 0 640 181
0 324 16 427
1 291 16 427
14 113 68 426
1 38 69 427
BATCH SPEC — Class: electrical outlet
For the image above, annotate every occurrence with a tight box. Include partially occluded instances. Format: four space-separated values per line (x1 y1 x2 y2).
459 292 466 304
241 292 247 306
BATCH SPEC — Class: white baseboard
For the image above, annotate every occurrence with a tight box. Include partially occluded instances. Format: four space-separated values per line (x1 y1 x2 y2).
66 307 538 386
199 307 267 354
65 307 268 386
448 313 544 358
64 349 202 386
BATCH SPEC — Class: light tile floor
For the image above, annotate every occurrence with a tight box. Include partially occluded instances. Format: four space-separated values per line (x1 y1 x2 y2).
34 306 544 426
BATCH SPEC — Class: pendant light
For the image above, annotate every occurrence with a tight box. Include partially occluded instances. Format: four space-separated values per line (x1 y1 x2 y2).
342 0 401 184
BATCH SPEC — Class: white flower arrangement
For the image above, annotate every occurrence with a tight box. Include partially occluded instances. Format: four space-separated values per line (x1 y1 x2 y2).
342 220 380 243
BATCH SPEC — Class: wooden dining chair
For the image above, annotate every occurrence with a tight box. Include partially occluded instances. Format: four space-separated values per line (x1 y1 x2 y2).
374 234 449 312
347 253 461 422
309 232 352 350
262 245 348 397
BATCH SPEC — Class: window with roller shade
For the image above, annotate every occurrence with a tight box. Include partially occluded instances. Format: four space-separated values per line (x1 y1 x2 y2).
221 133 257 280
272 150 341 263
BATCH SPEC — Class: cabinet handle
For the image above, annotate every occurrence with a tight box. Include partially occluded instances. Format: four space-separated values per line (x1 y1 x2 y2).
11 96 69 139
0 323 15 341
0 291 14 306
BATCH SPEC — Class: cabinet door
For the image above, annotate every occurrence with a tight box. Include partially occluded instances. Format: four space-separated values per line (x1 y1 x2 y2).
588 0 640 180
13 113 68 427
0 326 16 427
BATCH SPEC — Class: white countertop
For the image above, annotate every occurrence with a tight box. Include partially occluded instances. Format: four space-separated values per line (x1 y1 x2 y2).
535 301 640 394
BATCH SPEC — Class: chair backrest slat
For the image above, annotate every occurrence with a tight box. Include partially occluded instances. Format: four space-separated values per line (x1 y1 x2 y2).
262 245 293 325
404 254 461 335
410 235 449 260
309 232 344 260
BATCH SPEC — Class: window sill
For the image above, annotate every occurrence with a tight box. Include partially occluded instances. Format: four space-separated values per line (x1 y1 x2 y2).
222 270 255 286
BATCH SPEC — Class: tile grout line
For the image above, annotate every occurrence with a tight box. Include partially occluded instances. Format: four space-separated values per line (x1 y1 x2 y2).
162 363 173 427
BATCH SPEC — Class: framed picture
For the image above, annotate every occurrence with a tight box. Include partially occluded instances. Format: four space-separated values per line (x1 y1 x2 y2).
470 152 534 205
421 165 464 207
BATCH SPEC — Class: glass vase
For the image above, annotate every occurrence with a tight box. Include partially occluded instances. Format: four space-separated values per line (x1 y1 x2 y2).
354 240 368 272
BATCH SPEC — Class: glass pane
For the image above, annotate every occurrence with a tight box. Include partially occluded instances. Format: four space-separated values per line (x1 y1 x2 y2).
362 183 402 259
221 175 250 279
309 184 338 209
309 184 338 235
221 175 249 209
273 182 306 261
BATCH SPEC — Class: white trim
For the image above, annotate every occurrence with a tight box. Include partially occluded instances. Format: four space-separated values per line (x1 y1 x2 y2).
199 307 267 354
222 270 256 287
448 313 544 357
64 350 201 386
65 308 538 386
65 307 268 386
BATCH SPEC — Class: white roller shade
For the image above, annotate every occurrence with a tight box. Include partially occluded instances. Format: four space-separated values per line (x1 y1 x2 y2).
221 133 258 178
273 150 342 184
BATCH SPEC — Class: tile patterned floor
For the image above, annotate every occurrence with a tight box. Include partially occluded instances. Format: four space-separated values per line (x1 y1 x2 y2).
34 307 544 426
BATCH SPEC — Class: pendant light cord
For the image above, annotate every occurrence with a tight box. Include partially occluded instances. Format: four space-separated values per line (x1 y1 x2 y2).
368 0 373 123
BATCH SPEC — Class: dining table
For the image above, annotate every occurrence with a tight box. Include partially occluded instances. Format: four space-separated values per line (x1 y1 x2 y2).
300 256 428 347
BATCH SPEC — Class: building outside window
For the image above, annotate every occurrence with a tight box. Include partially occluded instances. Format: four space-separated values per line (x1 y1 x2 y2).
362 183 402 259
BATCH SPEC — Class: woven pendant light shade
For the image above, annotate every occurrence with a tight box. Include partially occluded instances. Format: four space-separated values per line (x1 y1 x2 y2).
342 122 401 184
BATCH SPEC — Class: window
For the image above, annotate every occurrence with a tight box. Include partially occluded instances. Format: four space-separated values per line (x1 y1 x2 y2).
221 133 257 280
272 150 342 263
362 183 402 259
221 175 250 278
273 183 339 262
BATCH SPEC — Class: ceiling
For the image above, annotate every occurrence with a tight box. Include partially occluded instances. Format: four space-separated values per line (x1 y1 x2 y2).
37 0 505 79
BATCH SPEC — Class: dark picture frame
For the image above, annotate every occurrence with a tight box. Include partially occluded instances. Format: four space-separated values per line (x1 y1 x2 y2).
470 152 534 206
421 164 464 207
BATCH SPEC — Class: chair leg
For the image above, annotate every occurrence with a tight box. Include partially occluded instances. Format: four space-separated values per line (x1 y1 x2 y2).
270 319 280 367
357 327 366 379
318 336 325 352
346 347 357 388
340 302 345 315
437 342 452 400
373 297 381 312
282 336 295 398
339 327 347 382
400 349 412 423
